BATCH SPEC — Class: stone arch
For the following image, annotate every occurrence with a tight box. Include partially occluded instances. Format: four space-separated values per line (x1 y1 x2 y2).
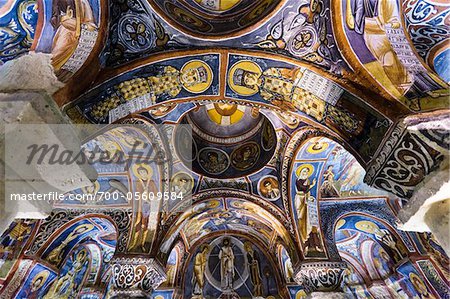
334 213 438 298
18 214 118 298
282 128 368 259
156 191 301 268
180 231 289 298
276 244 296 284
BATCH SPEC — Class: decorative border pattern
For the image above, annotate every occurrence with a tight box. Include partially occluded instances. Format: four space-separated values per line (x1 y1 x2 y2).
294 261 347 293
111 256 166 295
364 122 443 198
27 208 132 254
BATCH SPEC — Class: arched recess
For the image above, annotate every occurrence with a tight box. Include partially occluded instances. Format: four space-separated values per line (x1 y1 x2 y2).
180 231 288 298
161 240 185 289
335 213 440 299
282 128 374 260
57 116 172 255
13 214 117 298
35 214 117 266
0 0 108 89
156 193 301 271
276 244 295 284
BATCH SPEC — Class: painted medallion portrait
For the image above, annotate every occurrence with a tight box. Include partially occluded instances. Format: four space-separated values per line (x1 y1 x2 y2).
258 176 280 201
180 60 213 93
176 125 196 162
171 172 195 197
198 148 230 175
231 142 260 170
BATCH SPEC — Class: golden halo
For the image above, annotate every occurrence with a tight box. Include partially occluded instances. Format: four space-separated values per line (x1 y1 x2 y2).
355 220 379 234
76 248 88 263
295 164 314 177
155 296 164 299
31 270 50 289
171 172 194 189
228 60 262 96
409 272 427 294
81 181 100 194
295 290 307 299
307 139 329 154
335 219 346 230
181 60 213 94
72 223 94 235
207 199 221 209
132 163 154 180
199 244 210 252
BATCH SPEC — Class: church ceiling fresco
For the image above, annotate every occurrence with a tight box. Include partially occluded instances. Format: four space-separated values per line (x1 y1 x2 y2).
0 0 102 82
64 51 393 163
1 0 448 112
402 0 450 83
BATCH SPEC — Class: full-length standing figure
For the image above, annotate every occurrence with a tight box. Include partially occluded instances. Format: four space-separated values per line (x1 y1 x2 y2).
295 166 316 242
192 245 209 298
219 238 235 290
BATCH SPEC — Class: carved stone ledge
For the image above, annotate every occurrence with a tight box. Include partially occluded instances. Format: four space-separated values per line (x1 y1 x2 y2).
294 261 347 293
110 256 166 298
364 122 444 199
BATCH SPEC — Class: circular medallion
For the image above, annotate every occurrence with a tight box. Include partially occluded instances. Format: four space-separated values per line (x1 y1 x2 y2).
231 142 260 170
181 60 213 93
170 172 194 196
228 60 262 96
287 26 317 57
258 175 281 201
118 14 155 53
204 236 249 291
198 147 230 175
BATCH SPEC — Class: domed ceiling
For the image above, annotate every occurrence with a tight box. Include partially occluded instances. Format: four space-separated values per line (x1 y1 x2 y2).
148 0 283 37
177 104 277 178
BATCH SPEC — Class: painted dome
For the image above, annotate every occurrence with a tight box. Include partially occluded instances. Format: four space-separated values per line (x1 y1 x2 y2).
194 0 242 12
176 104 277 178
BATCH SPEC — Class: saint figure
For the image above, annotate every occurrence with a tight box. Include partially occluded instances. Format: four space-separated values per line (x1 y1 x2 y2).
295 165 316 242
219 238 235 290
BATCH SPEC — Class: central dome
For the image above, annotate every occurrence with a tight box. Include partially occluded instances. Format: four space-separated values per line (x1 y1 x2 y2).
149 0 283 38
194 0 242 12
176 104 277 178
